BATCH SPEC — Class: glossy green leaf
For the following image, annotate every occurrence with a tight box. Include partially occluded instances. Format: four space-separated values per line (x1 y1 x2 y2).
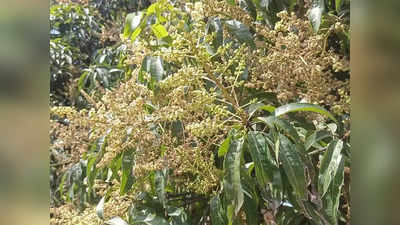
319 139 343 197
308 0 325 33
151 24 168 39
224 20 255 48
210 195 227 225
278 134 308 201
274 103 337 123
218 134 232 157
223 138 244 216
96 196 105 219
246 131 276 188
323 157 345 225
257 116 300 142
247 103 275 119
305 130 331 150
123 12 143 39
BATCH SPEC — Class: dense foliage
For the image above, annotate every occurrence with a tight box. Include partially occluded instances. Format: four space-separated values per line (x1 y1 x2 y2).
50 0 350 224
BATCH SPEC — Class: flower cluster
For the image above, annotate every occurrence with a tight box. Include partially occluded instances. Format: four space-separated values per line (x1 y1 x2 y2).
249 11 350 114
51 3 350 200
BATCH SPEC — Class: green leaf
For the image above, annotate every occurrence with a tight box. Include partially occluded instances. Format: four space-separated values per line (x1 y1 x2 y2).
335 0 343 13
129 207 169 225
218 134 232 157
123 12 143 39
167 206 189 225
155 169 167 207
305 130 331 151
120 149 135 195
257 116 300 142
224 20 255 48
323 157 345 225
210 195 227 225
278 134 308 201
240 0 257 20
86 155 97 196
141 56 164 82
241 168 260 225
96 196 105 220
308 0 325 33
274 103 337 123
151 24 169 39
318 139 343 197
147 2 158 15
226 0 236 5
206 17 223 50
131 27 143 41
58 172 68 200
246 131 276 188
223 138 244 216
247 103 275 119
78 71 89 91
227 204 234 225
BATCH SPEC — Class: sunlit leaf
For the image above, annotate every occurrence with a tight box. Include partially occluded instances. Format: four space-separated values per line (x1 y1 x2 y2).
323 157 345 225
319 139 343 197
78 71 89 91
106 217 129 225
309 0 325 33
274 103 337 123
151 24 169 39
218 134 232 157
96 196 105 219
123 12 143 39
